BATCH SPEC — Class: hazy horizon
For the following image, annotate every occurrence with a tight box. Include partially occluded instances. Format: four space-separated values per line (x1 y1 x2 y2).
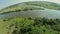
0 0 60 10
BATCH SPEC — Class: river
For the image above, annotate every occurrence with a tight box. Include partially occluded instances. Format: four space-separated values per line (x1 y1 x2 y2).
0 9 60 19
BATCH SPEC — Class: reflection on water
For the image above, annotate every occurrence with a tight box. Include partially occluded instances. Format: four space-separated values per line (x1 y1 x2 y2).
0 9 60 19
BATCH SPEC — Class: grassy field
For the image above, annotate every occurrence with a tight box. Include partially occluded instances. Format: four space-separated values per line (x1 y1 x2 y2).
0 17 60 34
0 18 15 34
0 1 60 14
26 1 60 10
0 4 44 14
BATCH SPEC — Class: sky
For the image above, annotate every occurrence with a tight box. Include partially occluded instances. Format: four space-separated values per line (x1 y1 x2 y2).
0 0 60 10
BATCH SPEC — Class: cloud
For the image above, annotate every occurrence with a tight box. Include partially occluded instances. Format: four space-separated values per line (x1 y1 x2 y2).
47 0 60 3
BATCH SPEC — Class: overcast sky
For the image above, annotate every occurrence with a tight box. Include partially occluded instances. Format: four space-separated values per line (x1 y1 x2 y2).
0 0 60 10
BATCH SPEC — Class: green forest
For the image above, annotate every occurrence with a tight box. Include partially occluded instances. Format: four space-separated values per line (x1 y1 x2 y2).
0 17 60 34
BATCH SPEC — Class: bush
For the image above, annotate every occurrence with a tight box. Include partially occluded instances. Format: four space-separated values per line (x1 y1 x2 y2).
5 17 60 34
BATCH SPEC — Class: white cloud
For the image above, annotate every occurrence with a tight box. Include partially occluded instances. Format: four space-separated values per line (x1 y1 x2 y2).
46 0 60 3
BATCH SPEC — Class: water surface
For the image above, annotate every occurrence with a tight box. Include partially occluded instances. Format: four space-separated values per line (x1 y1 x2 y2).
0 9 60 19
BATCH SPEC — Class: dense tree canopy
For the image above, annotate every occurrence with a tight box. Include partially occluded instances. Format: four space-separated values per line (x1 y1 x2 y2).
3 17 60 34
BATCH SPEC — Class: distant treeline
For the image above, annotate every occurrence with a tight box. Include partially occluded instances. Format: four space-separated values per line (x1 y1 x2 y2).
26 1 60 10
